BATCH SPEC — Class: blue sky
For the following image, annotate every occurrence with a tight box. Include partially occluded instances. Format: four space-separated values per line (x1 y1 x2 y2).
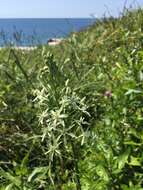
0 0 143 18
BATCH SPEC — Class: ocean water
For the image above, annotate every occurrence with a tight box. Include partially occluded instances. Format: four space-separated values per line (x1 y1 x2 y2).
0 18 94 46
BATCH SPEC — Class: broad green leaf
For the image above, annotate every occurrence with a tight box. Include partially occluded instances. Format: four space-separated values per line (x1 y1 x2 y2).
5 184 14 190
0 169 21 187
129 156 141 166
28 167 48 182
125 89 142 96
95 165 109 182
117 148 130 170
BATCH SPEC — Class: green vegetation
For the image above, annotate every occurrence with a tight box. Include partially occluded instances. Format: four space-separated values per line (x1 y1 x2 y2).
0 8 143 190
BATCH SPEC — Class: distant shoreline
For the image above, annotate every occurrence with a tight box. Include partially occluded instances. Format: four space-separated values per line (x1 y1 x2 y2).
0 18 94 47
0 38 63 51
0 46 37 51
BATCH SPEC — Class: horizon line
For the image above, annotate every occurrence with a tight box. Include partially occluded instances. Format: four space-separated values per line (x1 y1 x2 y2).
0 17 95 19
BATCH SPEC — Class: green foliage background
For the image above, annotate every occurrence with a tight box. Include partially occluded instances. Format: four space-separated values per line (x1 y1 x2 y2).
0 8 143 190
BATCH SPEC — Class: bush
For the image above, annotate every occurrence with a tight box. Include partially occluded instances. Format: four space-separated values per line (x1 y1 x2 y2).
0 8 143 190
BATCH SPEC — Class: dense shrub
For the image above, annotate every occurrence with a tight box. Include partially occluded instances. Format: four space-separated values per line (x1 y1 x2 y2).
0 8 143 190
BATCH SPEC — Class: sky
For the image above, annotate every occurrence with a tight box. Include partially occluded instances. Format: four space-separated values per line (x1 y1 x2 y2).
0 0 143 18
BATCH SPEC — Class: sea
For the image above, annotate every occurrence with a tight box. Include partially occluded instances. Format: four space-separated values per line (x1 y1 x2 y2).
0 18 95 46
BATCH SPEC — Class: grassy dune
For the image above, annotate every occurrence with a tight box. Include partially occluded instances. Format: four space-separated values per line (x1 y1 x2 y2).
0 8 143 190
